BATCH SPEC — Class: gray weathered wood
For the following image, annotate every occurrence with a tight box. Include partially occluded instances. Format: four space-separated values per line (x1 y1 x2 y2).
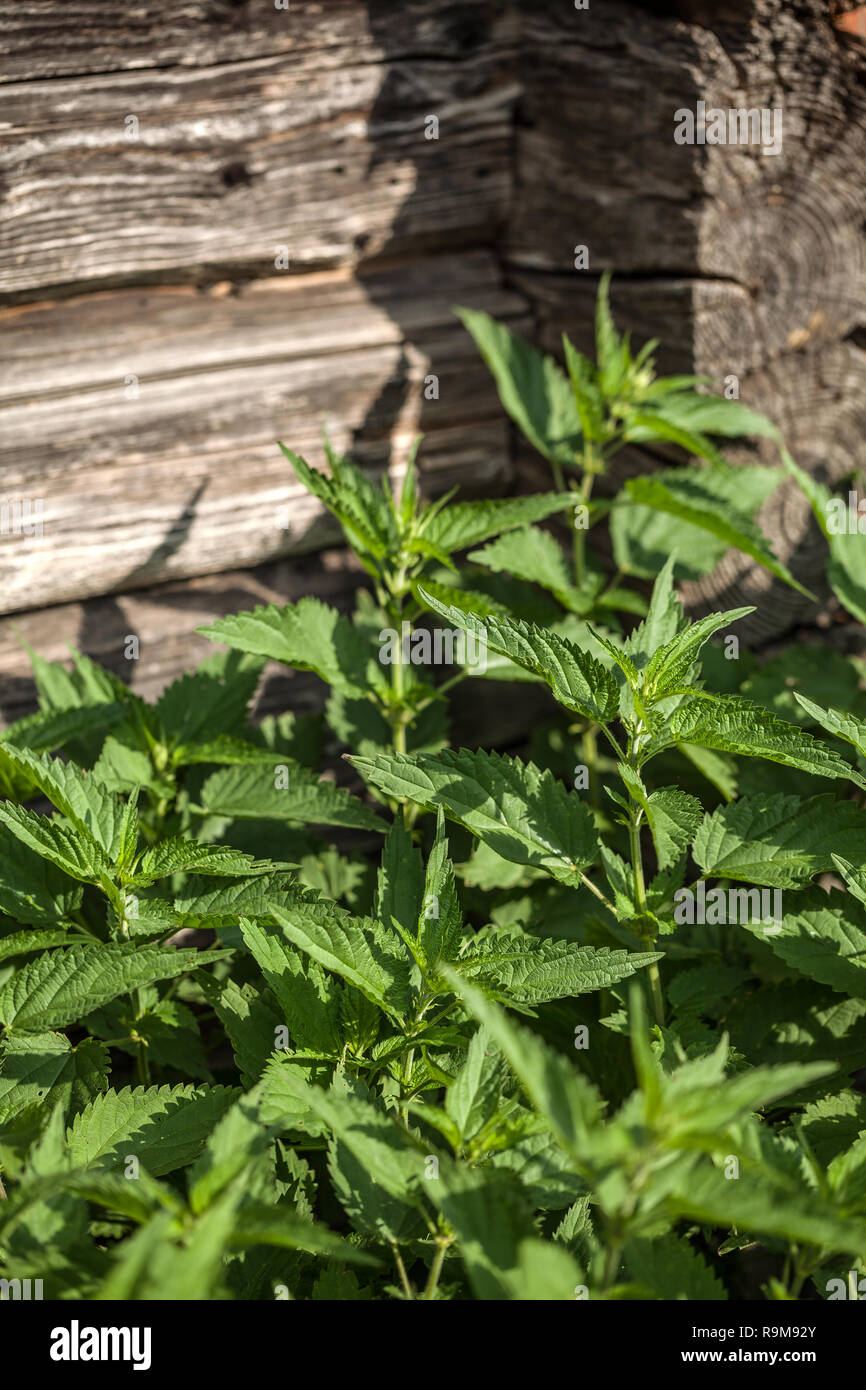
0 12 517 299
0 251 527 614
0 2 513 84
507 0 866 639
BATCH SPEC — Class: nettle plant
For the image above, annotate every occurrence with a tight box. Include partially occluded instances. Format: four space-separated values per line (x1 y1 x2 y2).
3 284 866 1302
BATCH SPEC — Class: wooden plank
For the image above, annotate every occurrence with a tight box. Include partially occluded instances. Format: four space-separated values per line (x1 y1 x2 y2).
0 251 528 614
0 2 513 84
506 2 707 277
0 21 518 299
506 0 866 641
508 0 866 361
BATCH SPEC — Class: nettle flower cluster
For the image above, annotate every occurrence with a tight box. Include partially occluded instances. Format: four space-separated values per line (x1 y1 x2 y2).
2 281 866 1302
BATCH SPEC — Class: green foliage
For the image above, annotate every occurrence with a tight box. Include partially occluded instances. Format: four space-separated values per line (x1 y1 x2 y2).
2 277 862 1304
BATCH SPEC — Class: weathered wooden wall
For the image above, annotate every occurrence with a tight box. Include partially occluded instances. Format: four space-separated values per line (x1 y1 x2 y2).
510 0 866 643
1 0 864 714
0 1 522 613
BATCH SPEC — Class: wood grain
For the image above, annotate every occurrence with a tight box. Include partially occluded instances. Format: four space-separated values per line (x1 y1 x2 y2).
509 0 866 356
0 2 514 84
0 251 528 614
0 9 517 300
506 0 866 640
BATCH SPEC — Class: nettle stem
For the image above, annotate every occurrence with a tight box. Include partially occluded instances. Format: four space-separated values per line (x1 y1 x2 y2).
132 988 150 1084
628 817 647 915
424 1237 451 1300
626 736 664 1028
646 958 665 1030
386 575 412 758
601 1238 623 1291
390 1242 414 1300
572 451 597 586
392 661 407 756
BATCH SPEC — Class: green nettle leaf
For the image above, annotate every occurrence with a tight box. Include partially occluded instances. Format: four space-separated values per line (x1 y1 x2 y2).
67 1084 237 1177
271 1070 427 1204
783 452 866 625
454 308 582 467
445 1028 504 1142
135 837 273 883
0 1032 109 1122
25 643 132 713
1 703 123 757
624 1233 727 1301
418 808 464 968
791 1091 866 1166
611 468 778 585
185 1088 275 1214
418 589 619 722
794 693 866 758
0 746 127 858
739 647 858 728
742 889 866 999
426 1162 581 1301
195 761 385 832
623 555 684 666
642 789 703 871
664 695 866 787
0 929 77 964
231 1203 381 1266
621 469 811 596
693 794 866 887
832 856 866 910
0 824 84 924
280 441 396 561
199 976 284 1087
642 606 753 702
0 943 225 1032
92 736 173 798
199 597 376 696
174 874 301 928
376 811 425 933
459 934 662 1005
593 270 628 398
668 1167 866 1257
240 915 342 1055
467 527 584 610
353 749 599 888
443 969 603 1158
417 492 577 557
0 803 111 888
618 766 702 871
154 666 261 748
267 899 410 1020
561 335 605 444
